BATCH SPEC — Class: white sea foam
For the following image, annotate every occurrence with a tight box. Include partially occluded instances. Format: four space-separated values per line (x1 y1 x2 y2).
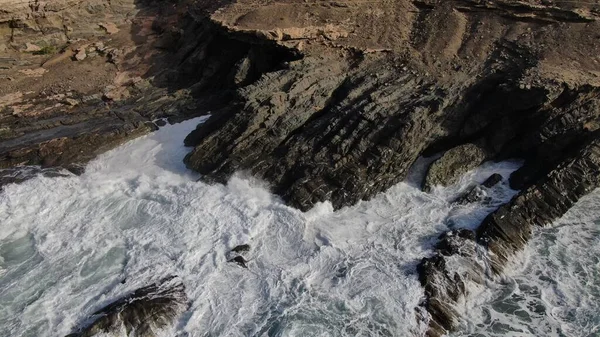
452 189 600 337
0 117 571 337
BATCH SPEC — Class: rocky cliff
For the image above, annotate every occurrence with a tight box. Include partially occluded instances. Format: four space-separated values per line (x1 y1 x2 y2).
2 0 600 336
180 1 600 336
0 0 208 176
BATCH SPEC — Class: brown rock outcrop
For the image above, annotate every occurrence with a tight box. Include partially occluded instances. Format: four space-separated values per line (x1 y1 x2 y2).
0 0 216 175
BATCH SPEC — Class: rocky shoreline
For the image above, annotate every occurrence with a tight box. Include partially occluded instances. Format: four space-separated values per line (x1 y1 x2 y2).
2 0 600 336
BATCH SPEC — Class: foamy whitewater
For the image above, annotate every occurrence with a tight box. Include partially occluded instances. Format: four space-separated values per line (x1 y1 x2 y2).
0 118 598 337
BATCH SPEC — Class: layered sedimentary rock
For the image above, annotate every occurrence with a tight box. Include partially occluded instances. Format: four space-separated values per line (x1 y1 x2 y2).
185 2 600 208
0 0 227 175
418 133 600 336
0 0 156 172
2 0 600 336
479 136 600 271
0 0 302 176
179 1 600 336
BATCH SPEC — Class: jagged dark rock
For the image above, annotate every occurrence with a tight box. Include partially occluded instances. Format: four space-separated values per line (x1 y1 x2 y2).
228 255 249 269
179 3 600 335
505 86 600 190
435 229 476 256
65 163 86 176
184 19 600 214
184 41 543 211
419 136 600 336
456 185 488 204
230 244 250 254
482 173 503 188
67 277 188 337
416 255 464 336
453 173 503 204
478 136 600 272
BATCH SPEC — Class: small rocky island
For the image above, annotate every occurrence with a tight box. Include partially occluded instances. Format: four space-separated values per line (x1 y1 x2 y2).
1 0 599 336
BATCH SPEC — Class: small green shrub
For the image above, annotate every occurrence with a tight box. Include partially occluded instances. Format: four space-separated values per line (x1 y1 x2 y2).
33 45 57 55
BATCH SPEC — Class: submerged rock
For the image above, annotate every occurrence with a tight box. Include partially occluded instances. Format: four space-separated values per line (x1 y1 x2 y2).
66 164 86 176
67 277 188 337
453 173 503 204
228 256 249 269
481 173 503 188
435 229 476 256
454 185 488 205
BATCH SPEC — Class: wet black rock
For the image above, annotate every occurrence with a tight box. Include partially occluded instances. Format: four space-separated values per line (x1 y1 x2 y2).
66 164 86 176
416 255 463 336
154 119 168 127
481 173 503 188
455 185 489 205
67 277 188 337
453 173 503 204
435 229 476 256
230 244 250 254
228 256 249 269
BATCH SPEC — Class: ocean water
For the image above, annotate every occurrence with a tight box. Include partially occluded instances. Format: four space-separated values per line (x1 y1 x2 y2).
452 190 600 337
0 118 596 337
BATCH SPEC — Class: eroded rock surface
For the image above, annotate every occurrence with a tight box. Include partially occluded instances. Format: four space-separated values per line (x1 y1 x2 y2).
0 0 180 172
185 1 600 213
478 137 600 272
423 143 488 191
1 0 289 174
179 1 600 336
3 1 600 336
67 277 188 337
418 136 600 336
